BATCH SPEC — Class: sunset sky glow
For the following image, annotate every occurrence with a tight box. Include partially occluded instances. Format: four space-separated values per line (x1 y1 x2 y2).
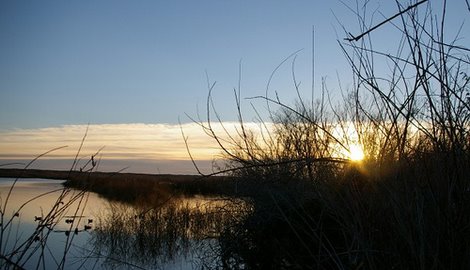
1 1 468 174
0 122 265 173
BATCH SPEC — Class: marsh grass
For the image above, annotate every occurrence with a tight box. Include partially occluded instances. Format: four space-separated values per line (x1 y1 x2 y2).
2 1 468 269
0 131 106 269
64 173 173 205
91 196 250 269
64 172 242 205
186 1 470 269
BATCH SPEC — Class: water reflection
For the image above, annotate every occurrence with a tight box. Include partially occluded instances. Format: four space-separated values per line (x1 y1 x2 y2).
92 196 250 269
0 178 252 269
0 178 107 269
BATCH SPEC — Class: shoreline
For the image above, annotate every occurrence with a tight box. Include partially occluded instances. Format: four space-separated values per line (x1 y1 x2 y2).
0 168 240 201
0 168 201 182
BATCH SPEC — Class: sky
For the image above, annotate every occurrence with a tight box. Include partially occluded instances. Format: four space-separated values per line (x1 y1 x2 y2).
0 122 258 174
0 0 469 173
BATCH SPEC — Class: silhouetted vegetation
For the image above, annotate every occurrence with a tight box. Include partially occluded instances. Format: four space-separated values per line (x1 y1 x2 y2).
185 1 470 269
62 170 241 203
0 148 98 270
91 197 249 269
0 168 243 202
2 1 469 269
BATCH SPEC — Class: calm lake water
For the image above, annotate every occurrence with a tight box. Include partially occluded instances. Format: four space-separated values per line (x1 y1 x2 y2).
0 178 248 270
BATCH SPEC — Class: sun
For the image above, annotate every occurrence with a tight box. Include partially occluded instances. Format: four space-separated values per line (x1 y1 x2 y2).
348 144 365 161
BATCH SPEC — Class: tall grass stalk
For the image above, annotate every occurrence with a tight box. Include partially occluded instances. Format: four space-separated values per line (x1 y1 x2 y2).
186 0 470 268
0 130 103 270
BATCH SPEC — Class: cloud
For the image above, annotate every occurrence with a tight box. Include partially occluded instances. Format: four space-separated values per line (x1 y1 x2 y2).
0 122 268 162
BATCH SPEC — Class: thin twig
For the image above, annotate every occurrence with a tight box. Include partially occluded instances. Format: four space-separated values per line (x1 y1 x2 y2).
345 0 429 41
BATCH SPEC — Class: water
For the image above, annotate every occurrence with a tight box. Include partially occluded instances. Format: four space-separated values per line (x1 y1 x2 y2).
0 178 248 269
0 178 109 269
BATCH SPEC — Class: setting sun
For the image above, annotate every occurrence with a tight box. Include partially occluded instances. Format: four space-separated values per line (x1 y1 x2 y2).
348 144 365 161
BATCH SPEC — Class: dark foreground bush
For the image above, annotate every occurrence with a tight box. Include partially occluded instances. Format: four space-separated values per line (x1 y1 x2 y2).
212 152 469 269
189 1 470 269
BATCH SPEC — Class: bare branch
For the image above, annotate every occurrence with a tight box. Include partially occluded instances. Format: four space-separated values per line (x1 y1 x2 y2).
345 0 429 42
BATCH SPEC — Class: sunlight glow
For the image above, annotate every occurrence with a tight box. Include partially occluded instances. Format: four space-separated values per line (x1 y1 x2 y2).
0 122 264 161
348 144 365 161
0 123 264 174
0 122 370 172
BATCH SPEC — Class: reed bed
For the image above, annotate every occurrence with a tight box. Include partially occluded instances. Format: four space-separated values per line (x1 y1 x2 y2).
91 196 250 269
186 1 470 269
0 144 101 270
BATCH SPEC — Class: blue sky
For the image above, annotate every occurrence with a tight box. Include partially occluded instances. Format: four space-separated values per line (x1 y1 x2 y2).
0 1 469 173
0 0 367 128
1 1 468 129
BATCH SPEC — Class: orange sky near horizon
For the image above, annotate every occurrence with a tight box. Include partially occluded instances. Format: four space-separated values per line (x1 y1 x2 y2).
0 123 233 160
0 121 368 174
0 122 268 174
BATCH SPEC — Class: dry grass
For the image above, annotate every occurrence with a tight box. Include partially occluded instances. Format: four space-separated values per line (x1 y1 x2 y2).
185 1 470 269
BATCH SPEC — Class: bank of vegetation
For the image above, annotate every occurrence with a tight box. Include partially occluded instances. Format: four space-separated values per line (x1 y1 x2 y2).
183 1 470 269
0 168 241 204
2 1 469 269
